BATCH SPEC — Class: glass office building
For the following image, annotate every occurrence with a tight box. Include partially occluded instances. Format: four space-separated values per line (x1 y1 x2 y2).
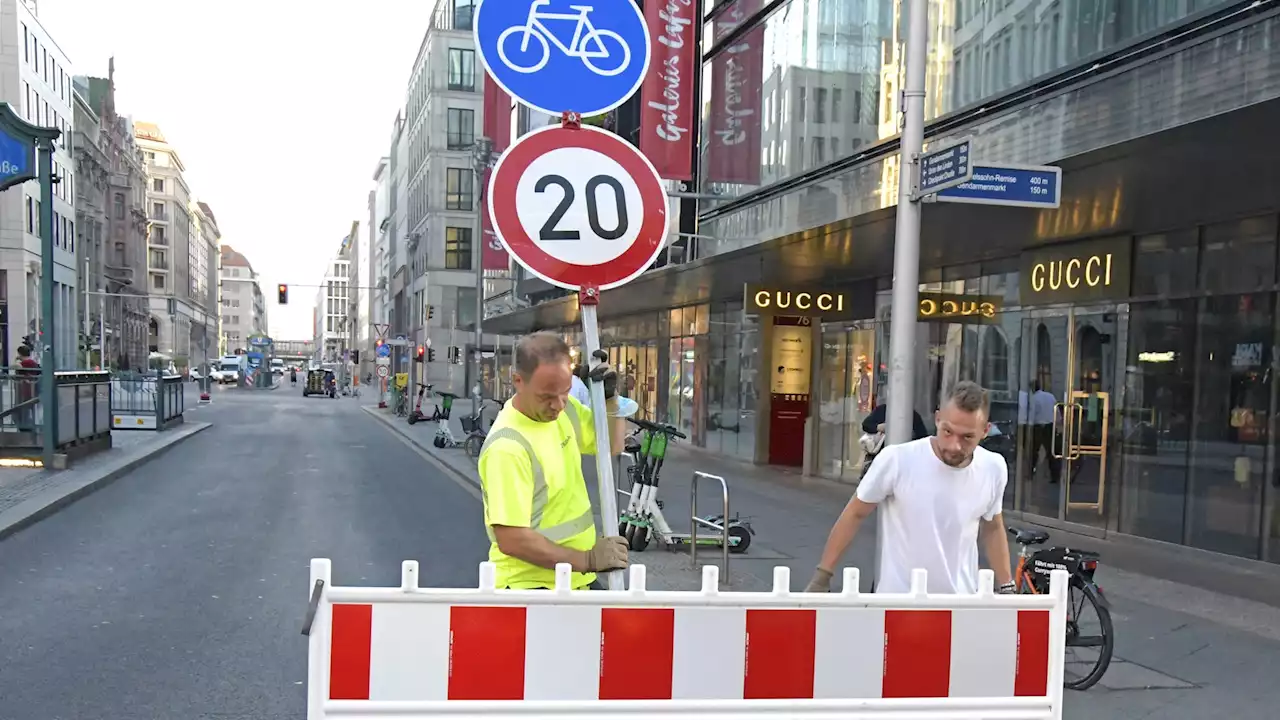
484 1 1280 564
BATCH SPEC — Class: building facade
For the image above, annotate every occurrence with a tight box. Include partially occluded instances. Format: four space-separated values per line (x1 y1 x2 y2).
313 238 352 365
218 244 265 354
484 1 1280 566
398 0 497 395
191 201 221 364
369 156 390 356
71 64 150 371
3 0 78 367
135 122 215 368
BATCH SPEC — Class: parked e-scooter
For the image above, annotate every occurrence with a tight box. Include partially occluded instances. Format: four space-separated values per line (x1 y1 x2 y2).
617 417 754 553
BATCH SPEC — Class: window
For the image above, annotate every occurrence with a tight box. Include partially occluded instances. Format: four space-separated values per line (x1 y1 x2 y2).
445 227 473 270
447 108 475 149
152 226 167 245
446 168 473 210
22 25 28 63
449 48 476 91
815 88 827 123
113 193 125 219
152 274 165 290
26 196 34 233
153 178 164 192
454 0 475 29
153 202 165 219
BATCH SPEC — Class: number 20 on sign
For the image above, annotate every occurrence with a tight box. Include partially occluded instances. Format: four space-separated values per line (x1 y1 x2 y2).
486 120 670 291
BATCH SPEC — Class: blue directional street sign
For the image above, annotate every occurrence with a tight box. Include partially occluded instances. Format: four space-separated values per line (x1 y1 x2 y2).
0 124 34 193
376 343 391 358
934 164 1062 209
474 0 651 118
916 139 972 198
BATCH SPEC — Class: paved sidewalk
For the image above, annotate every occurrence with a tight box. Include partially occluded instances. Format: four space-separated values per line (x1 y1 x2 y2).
0 421 211 540
361 403 1280 718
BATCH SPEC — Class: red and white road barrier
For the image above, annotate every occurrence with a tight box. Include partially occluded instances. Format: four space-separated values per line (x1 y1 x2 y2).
305 560 1068 720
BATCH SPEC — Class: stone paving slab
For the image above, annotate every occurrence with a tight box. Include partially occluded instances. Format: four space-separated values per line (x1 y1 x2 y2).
0 422 212 540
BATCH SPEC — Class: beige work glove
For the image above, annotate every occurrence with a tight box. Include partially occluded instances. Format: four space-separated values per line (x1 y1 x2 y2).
584 535 629 572
804 567 834 593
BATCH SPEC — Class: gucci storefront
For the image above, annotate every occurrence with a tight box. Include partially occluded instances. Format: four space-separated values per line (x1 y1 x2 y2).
815 216 1280 564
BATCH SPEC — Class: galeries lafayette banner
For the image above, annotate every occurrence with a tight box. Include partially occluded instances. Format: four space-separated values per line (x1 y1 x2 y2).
640 0 697 181
705 0 764 186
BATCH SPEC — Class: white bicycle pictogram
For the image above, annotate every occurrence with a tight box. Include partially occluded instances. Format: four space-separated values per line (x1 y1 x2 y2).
497 0 632 77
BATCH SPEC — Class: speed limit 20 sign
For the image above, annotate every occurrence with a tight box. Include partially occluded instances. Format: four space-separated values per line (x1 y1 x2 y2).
487 123 669 291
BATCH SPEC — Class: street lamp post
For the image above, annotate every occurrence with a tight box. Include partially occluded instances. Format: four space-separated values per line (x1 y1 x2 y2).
471 137 494 416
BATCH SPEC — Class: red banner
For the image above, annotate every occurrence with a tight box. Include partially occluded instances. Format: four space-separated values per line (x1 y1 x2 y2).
704 0 764 186
639 0 697 181
482 74 512 271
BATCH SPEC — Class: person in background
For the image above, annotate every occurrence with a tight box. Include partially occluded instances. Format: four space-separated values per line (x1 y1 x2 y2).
1027 382 1060 483
806 381 1015 595
14 344 40 431
569 368 592 408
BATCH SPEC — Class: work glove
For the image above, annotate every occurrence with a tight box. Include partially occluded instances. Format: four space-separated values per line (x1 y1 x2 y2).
584 535 629 572
573 349 618 399
804 567 834 593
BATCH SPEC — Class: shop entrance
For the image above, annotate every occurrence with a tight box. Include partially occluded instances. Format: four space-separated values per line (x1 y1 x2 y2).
1017 303 1126 530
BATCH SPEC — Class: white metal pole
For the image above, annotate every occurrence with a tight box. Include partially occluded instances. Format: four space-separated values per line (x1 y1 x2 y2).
878 0 929 594
580 302 622 590
885 0 929 448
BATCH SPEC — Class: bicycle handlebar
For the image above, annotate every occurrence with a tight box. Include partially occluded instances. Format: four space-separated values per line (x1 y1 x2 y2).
628 417 687 440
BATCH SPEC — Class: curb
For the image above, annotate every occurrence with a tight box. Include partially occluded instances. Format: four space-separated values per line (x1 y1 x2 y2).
361 406 481 491
0 422 213 541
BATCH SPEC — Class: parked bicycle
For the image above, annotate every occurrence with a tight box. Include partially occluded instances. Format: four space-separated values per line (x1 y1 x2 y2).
1008 525 1114 691
462 399 500 459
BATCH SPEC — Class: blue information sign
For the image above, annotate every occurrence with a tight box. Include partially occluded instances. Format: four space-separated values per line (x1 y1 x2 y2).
376 343 391 358
0 126 34 192
934 164 1062 208
916 140 972 197
474 0 651 118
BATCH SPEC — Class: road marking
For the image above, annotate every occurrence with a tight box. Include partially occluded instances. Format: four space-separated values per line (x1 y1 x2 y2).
361 407 482 502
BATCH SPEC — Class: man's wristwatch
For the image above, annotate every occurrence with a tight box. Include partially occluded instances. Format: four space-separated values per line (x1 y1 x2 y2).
997 581 1016 594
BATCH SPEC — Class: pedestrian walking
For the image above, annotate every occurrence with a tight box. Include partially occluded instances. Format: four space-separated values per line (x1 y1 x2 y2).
478 332 629 590
805 381 1015 595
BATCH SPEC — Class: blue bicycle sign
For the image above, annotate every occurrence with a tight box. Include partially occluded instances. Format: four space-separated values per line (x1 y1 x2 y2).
475 0 650 118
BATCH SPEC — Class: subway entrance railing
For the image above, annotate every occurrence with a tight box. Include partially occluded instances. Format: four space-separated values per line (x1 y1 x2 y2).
0 369 113 467
110 372 185 430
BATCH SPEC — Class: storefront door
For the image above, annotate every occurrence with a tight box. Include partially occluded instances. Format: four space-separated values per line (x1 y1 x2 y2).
1017 303 1126 530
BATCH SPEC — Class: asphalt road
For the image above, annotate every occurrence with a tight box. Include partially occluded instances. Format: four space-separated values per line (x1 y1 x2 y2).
0 387 488 720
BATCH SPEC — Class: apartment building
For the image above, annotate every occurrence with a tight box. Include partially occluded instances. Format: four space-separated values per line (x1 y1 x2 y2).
70 64 150 371
368 156 390 357
313 237 352 364
3 0 78 367
399 0 495 394
135 122 216 366
191 201 221 361
218 244 266 354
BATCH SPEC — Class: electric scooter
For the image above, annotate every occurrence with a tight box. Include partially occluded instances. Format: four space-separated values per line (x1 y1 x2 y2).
406 382 435 425
617 417 754 553
430 391 460 448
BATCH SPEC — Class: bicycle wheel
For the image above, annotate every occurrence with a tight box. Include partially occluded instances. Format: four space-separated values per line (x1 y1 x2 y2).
464 434 484 459
580 29 631 77
1063 583 1114 691
497 25 550 74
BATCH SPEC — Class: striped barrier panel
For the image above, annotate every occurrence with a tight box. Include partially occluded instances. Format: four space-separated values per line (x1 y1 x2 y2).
306 559 1068 720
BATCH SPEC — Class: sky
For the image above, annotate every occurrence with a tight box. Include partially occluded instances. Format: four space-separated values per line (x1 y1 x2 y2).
39 0 435 340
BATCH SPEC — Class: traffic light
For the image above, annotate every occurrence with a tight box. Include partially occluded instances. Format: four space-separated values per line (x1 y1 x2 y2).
415 345 425 362
427 305 435 320
427 347 436 362
351 350 360 363
278 284 288 304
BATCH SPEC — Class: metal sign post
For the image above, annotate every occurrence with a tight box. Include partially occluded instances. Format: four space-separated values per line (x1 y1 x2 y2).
486 117 669 590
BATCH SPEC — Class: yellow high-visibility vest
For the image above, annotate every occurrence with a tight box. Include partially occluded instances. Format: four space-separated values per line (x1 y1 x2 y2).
478 396 598 589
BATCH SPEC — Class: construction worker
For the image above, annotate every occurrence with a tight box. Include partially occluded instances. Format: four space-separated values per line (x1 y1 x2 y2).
479 332 629 590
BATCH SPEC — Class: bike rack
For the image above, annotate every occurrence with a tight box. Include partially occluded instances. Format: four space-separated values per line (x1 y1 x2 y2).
690 471 730 585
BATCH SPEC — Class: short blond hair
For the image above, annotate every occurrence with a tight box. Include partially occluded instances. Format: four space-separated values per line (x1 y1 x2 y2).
946 381 990 417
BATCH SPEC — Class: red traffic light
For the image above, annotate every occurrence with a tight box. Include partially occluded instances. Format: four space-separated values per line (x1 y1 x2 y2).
415 345 425 361
277 284 289 304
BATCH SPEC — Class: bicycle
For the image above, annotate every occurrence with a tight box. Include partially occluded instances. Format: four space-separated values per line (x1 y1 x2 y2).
1008 525 1115 691
497 0 631 77
462 399 499 459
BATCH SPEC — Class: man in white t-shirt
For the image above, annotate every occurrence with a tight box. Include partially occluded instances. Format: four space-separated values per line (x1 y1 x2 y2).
804 381 1015 595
